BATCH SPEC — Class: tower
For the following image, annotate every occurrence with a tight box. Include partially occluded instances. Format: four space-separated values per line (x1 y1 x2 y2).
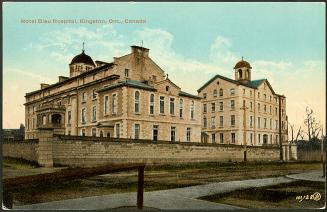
69 43 95 77
234 57 252 84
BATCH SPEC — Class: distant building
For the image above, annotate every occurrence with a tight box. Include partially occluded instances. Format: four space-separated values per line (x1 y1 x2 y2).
24 45 201 141
2 124 25 141
198 59 288 146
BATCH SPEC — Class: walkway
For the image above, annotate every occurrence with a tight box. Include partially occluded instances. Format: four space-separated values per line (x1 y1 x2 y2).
286 170 326 182
14 175 298 210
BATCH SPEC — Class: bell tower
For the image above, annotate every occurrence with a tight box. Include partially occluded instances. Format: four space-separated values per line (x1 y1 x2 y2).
234 57 252 84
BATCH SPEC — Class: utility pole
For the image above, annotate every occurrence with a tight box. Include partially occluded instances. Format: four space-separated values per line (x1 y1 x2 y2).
241 100 248 162
321 128 325 177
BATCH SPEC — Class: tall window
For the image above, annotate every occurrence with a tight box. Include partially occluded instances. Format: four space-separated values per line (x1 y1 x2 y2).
82 92 86 102
250 102 253 111
112 94 117 114
219 116 223 128
270 119 272 129
231 100 235 109
134 91 140 113
231 133 236 144
203 117 207 128
91 128 97 137
92 106 96 122
104 96 109 115
149 94 154 115
230 88 235 95
186 128 191 142
170 126 176 142
153 125 158 141
211 103 215 112
258 103 260 112
219 102 223 111
81 108 86 123
67 111 71 124
203 103 207 113
81 129 86 136
170 98 175 115
250 116 253 127
115 123 120 138
159 96 165 114
219 89 223 97
134 124 140 139
275 107 278 115
179 99 183 118
258 134 261 143
250 133 253 144
190 101 195 119
124 68 129 77
264 118 267 128
275 120 278 130
258 117 261 128
270 106 272 114
211 117 215 128
231 115 235 127
213 89 217 97
264 105 267 113
219 133 224 143
276 135 279 144
212 133 216 143
92 89 97 99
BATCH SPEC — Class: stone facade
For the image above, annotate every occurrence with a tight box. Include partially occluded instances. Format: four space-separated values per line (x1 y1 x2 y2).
198 60 288 146
24 46 201 142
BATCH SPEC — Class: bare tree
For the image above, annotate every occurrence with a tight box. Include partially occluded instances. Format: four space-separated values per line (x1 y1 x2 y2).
303 107 322 141
295 126 302 141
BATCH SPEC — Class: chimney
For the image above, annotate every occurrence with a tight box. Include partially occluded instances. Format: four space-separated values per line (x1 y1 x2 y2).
41 83 49 89
131 45 149 57
59 76 69 82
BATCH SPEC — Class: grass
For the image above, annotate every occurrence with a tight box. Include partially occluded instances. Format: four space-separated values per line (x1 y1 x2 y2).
200 181 326 209
3 157 40 168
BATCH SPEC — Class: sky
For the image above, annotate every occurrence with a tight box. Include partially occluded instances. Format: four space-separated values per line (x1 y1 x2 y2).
2 2 326 139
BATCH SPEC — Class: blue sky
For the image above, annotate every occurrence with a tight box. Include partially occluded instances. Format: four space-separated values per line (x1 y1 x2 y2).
3 2 326 137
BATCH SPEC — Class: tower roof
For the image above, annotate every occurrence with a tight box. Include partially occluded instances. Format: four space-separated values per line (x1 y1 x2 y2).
70 50 95 66
234 59 252 69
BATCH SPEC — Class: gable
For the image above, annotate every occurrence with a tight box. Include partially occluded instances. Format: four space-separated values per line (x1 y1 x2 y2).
154 79 181 95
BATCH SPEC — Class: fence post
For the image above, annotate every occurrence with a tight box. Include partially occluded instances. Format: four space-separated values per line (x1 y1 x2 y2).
137 166 144 209
37 128 54 167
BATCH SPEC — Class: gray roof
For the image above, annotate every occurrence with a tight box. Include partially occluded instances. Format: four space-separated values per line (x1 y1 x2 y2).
98 80 156 92
179 91 202 99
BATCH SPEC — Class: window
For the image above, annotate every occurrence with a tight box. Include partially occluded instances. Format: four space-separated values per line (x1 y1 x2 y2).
203 103 207 113
230 88 235 95
159 96 165 114
219 116 223 128
170 126 176 141
264 94 266 100
231 100 235 109
264 105 267 113
170 98 175 115
258 103 260 112
258 134 261 143
270 96 272 102
82 92 86 101
276 135 279 144
219 133 224 143
112 94 117 114
166 86 169 92
100 131 103 137
264 118 267 128
124 68 129 77
92 89 97 99
115 123 120 138
213 89 217 97
186 128 191 142
153 125 158 141
250 116 253 127
68 111 71 124
134 91 140 113
212 133 216 143
179 99 183 118
282 109 284 117
231 115 235 127
219 102 223 111
104 96 109 115
81 129 86 136
203 117 207 128
91 128 97 137
250 133 253 144
250 90 252 97
149 94 154 115
211 103 215 112
219 89 223 97
81 108 86 123
243 89 245 95
134 124 140 139
258 92 260 98
92 106 96 122
270 119 272 129
275 120 278 130
211 117 215 128
258 117 261 128
275 107 278 115
250 102 253 111
231 133 236 144
270 106 272 114
203 93 207 99
190 101 195 119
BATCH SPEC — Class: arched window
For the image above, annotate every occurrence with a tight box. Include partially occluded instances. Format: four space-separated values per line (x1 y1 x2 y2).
190 101 195 119
179 99 183 118
238 69 242 78
213 89 217 97
219 88 223 97
134 91 140 113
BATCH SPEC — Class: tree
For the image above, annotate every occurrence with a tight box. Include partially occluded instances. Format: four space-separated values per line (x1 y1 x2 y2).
304 107 322 141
